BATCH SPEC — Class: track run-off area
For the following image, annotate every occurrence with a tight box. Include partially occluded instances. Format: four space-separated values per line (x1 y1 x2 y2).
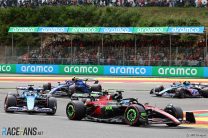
0 75 207 138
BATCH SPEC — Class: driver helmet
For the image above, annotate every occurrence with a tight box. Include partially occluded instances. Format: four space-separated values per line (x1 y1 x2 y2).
28 86 34 91
112 93 122 101
72 76 77 81
183 81 190 86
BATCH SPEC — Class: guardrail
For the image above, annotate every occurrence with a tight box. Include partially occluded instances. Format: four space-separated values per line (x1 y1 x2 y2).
0 64 207 78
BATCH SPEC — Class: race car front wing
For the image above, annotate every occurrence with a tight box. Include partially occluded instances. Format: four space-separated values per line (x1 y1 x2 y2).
7 106 53 113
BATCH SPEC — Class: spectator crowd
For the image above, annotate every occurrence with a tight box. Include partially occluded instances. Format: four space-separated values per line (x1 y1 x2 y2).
18 35 207 66
0 0 207 8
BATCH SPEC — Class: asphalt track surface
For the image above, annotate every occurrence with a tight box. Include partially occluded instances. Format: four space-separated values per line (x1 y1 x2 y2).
0 76 208 138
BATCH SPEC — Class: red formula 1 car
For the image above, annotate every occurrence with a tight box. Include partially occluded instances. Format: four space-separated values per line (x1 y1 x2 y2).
66 91 195 127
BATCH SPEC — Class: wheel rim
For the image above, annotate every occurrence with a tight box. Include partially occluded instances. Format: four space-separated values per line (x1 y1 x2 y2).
67 105 75 118
126 108 137 123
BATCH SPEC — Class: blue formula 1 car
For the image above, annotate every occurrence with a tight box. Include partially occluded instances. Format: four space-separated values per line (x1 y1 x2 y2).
44 77 102 97
150 81 208 98
4 85 57 115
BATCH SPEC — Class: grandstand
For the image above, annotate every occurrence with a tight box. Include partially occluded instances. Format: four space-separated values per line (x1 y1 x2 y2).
0 0 207 7
0 6 207 67
3 26 208 67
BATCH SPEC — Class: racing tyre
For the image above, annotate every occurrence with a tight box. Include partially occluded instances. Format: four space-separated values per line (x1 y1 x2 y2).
124 104 147 126
68 84 76 97
66 101 86 120
91 84 102 92
8 92 18 96
43 83 52 91
150 85 164 95
175 88 185 98
155 85 164 92
4 95 17 113
164 104 183 127
200 88 208 98
47 97 57 115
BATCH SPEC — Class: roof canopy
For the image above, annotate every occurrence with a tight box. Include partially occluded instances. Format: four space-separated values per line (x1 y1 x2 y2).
8 26 205 34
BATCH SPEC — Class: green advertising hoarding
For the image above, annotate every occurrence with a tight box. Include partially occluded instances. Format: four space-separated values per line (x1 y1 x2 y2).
59 65 104 75
68 27 100 33
152 66 204 77
8 27 39 33
0 64 16 73
133 27 168 33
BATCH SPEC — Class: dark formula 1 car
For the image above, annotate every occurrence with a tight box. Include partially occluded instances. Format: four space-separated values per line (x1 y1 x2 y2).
4 85 57 115
44 77 102 97
150 81 208 98
66 91 195 127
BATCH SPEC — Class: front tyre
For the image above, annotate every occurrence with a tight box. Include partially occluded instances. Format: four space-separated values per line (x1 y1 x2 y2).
124 104 147 126
47 97 57 115
4 95 17 113
164 104 183 127
66 101 86 120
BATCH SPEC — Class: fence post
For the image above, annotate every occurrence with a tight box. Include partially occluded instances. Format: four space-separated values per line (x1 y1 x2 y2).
206 29 207 66
71 36 73 64
169 34 172 66
123 45 125 65
5 46 7 64
12 34 14 57
134 34 137 63
148 45 151 66
206 29 207 57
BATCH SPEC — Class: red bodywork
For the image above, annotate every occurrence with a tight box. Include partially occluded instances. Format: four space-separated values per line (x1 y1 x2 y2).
85 94 114 117
82 93 194 125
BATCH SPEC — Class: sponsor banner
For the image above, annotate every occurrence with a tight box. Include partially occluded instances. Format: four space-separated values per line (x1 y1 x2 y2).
152 66 204 77
59 65 104 75
8 27 38 33
168 27 204 33
38 27 68 33
0 64 16 73
68 27 100 33
16 64 59 74
203 67 208 77
100 27 133 33
104 66 152 76
133 27 168 33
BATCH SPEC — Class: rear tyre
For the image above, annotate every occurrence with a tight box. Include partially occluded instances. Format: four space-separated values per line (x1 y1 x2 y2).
175 88 185 98
200 88 208 98
164 104 183 127
91 84 102 92
124 104 147 126
66 101 86 120
46 97 57 115
43 83 52 91
4 95 17 113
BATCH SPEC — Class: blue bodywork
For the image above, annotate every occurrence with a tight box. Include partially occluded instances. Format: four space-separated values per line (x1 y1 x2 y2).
74 80 90 93
151 82 202 98
6 87 53 113
49 80 91 96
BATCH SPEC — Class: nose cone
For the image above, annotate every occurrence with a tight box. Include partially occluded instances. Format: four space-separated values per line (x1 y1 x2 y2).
27 96 35 110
